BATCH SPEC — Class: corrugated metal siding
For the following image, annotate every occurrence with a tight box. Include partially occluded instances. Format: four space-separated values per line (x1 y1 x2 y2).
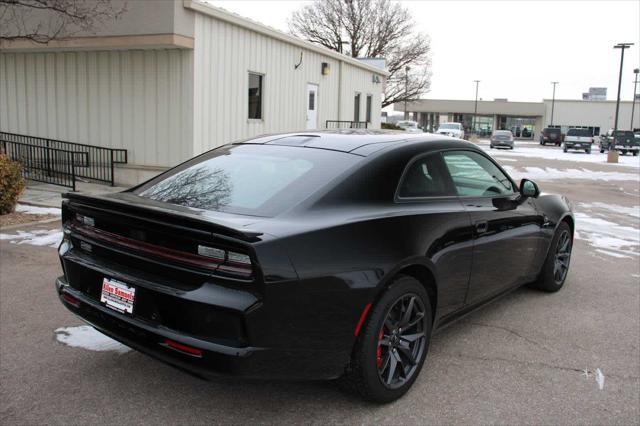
192 14 382 154
0 50 193 167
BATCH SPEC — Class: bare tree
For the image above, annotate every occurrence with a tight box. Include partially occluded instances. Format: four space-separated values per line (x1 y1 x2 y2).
0 0 126 44
289 0 431 108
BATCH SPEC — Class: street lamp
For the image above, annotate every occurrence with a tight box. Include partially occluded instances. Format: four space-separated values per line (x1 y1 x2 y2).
404 66 411 120
550 82 559 126
473 80 480 135
631 68 639 130
613 43 634 137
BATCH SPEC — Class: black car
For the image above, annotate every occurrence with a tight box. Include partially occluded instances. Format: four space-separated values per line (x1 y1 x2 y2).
56 131 574 403
540 127 562 146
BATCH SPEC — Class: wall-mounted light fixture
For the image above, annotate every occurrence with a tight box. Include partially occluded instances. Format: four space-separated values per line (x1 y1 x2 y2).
321 62 330 76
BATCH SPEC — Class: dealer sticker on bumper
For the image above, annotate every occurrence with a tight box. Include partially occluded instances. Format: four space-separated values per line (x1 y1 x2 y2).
100 278 135 314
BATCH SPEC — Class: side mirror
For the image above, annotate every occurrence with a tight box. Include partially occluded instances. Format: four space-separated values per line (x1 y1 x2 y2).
520 179 540 198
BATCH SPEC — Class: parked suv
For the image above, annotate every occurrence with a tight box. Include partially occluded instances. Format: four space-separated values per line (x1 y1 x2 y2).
435 122 465 139
599 129 639 156
540 127 562 146
563 128 593 154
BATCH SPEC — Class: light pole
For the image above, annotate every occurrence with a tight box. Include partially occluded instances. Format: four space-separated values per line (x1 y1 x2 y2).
550 82 559 126
613 43 634 137
404 66 411 120
472 80 480 134
631 68 639 130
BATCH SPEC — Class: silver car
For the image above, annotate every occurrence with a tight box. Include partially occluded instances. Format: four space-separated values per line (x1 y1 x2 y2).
490 130 515 149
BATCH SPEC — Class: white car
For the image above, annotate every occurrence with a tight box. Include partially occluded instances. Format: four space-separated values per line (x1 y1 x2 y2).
396 120 423 133
436 122 465 139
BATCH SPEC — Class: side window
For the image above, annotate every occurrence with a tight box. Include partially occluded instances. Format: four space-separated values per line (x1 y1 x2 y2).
248 73 263 119
398 153 454 198
442 151 515 197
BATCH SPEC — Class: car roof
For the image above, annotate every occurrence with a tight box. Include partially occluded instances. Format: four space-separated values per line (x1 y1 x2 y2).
234 129 478 156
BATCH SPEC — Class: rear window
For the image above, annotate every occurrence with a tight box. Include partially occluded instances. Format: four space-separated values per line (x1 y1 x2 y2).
494 131 512 136
544 128 561 134
134 144 360 216
567 128 592 137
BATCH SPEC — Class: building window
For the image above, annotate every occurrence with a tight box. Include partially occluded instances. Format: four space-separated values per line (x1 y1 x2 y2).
365 95 372 123
354 93 361 122
308 91 315 110
248 73 263 120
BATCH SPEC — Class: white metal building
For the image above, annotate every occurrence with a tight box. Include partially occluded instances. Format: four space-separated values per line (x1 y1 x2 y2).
0 0 387 185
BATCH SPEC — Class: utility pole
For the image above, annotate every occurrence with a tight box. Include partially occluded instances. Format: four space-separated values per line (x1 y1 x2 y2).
613 43 634 137
473 80 480 134
631 68 639 130
404 66 410 120
550 82 559 126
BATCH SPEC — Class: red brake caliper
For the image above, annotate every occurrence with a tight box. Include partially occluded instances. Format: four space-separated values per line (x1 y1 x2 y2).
376 327 385 368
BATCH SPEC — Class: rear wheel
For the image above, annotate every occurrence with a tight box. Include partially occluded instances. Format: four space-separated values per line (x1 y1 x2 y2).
532 222 572 292
585 148 591 154
563 145 568 153
621 150 627 155
633 151 638 156
339 276 432 403
600 149 605 153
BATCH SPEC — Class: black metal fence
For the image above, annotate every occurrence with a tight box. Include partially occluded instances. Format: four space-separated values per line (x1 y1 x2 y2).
326 120 369 129
0 132 127 188
1 140 87 190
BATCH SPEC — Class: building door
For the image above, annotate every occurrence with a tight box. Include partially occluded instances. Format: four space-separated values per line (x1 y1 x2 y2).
306 84 318 129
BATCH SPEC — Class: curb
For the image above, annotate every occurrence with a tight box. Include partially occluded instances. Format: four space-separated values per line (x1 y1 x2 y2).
0 217 61 232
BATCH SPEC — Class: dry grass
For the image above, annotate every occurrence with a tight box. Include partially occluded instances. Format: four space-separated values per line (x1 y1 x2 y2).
0 211 58 228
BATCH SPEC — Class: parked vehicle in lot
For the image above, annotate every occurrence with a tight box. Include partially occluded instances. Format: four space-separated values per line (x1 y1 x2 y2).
563 128 593 153
56 131 574 403
396 120 423 133
435 122 465 139
490 130 515 149
540 127 562 146
599 129 639 156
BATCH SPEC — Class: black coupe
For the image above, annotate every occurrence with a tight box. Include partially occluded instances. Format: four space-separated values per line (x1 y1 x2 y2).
56 130 574 402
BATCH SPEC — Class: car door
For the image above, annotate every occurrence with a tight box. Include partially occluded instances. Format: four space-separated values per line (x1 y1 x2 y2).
396 152 473 317
441 150 544 305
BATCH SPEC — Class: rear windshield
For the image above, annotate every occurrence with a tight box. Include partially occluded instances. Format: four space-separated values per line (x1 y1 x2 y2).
494 131 512 136
544 128 561 134
134 144 360 216
567 128 592 137
439 123 460 130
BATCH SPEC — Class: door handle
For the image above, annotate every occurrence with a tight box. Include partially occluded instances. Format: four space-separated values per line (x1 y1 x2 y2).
475 221 488 234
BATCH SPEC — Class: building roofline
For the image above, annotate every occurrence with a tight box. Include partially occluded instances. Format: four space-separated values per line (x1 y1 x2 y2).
542 98 636 103
183 0 389 77
407 98 544 105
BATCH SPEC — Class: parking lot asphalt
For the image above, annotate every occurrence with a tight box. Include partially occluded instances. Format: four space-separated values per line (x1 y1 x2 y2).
1 140 639 425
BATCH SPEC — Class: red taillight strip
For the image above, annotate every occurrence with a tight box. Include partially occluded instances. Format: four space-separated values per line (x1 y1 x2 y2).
354 303 372 336
68 222 243 272
162 339 203 357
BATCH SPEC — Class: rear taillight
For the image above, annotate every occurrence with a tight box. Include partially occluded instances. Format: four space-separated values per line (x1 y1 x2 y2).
69 220 254 279
161 339 203 357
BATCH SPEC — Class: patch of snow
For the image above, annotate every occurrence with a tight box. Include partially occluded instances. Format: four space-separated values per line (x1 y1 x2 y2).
54 325 131 354
595 249 632 259
503 166 639 182
574 212 639 257
15 204 61 215
0 229 63 248
481 143 640 169
595 368 605 390
579 202 640 219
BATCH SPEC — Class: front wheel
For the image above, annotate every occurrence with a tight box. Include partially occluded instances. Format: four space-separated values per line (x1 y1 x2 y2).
531 222 572 292
633 151 638 156
600 149 605 153
339 276 432 403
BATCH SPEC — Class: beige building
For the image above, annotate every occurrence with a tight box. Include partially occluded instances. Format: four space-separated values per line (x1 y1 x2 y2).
398 98 639 140
0 0 387 185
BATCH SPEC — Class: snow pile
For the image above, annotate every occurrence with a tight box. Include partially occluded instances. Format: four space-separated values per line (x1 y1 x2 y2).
15 204 61 216
574 212 639 258
503 166 639 182
595 368 605 390
579 202 640 219
0 229 63 248
54 325 131 354
482 144 640 169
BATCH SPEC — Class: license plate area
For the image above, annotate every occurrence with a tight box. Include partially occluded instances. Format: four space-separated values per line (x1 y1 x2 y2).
100 278 135 314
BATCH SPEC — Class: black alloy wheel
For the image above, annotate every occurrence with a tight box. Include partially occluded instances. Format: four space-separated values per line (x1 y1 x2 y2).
339 276 432 403
553 229 572 285
376 294 427 389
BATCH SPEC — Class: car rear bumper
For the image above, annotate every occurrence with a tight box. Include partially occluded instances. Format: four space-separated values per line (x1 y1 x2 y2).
564 142 591 149
55 275 348 380
491 141 514 147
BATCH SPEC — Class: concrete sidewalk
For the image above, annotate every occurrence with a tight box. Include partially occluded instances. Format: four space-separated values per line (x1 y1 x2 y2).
20 181 127 208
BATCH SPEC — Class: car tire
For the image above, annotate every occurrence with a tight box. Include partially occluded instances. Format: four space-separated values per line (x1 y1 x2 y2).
563 146 568 153
633 151 638 156
600 149 605 153
585 149 591 154
621 150 627 156
338 275 432 403
531 221 572 293
490 145 494 149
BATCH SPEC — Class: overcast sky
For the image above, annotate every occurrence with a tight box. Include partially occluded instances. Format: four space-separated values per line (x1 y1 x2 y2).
210 0 640 104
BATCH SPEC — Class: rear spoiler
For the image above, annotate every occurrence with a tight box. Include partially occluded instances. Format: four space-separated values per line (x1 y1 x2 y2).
62 192 264 243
